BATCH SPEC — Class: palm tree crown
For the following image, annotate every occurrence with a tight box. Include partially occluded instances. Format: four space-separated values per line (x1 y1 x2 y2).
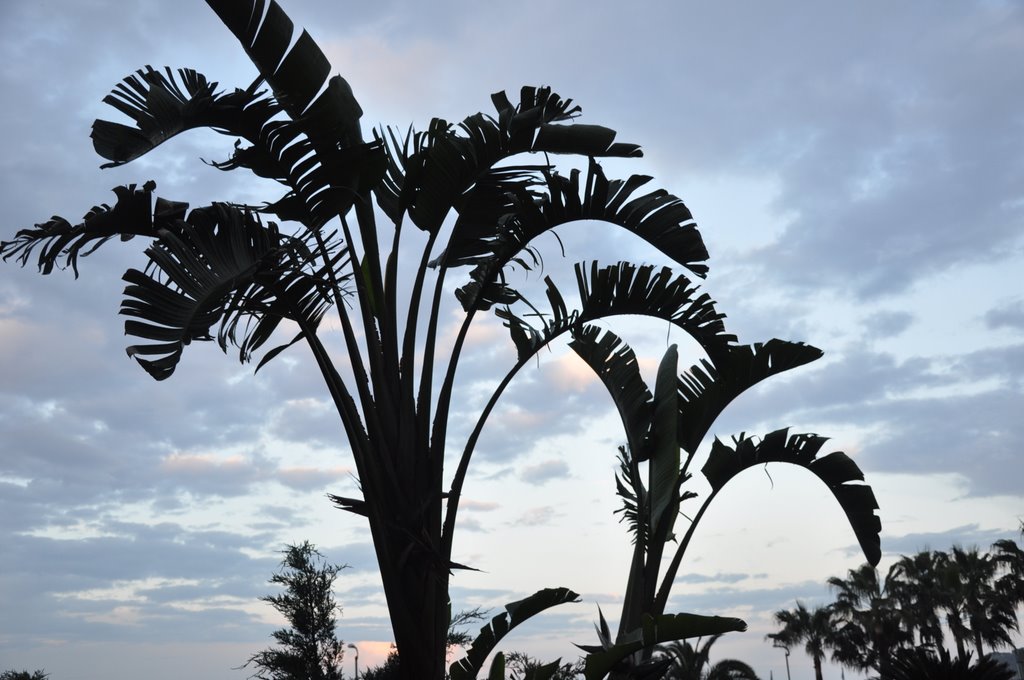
657 635 760 680
767 602 832 680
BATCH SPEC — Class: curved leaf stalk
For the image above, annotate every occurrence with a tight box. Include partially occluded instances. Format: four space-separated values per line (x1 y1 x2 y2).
440 355 521 550
333 213 400 458
653 486 721 615
352 197 399 392
401 229 439 445
435 308 483 558
405 232 446 558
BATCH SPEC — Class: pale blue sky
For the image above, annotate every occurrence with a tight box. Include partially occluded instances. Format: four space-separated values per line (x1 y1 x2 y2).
1 1 1022 678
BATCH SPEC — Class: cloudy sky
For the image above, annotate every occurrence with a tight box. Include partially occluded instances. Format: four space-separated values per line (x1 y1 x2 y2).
2 1 1023 678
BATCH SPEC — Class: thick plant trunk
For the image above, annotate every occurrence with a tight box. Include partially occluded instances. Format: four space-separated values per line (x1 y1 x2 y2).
377 553 450 680
367 489 449 680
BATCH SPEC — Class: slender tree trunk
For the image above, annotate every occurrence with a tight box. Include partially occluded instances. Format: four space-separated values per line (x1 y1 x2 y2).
949 612 967 659
954 633 967 659
874 633 892 680
813 653 824 680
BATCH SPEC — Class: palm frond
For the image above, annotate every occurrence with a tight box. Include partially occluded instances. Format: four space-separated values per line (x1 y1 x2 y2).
568 326 653 455
91 66 278 167
579 613 746 680
205 0 358 129
93 63 385 229
496 261 735 366
453 159 709 310
701 428 881 566
449 588 581 680
676 339 822 454
0 182 183 276
495 85 641 157
375 86 640 237
121 203 338 380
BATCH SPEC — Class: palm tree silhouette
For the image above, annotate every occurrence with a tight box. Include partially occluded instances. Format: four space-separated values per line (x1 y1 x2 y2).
767 602 831 680
657 634 759 680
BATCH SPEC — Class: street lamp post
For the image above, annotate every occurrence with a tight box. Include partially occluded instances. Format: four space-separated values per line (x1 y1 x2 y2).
772 640 792 680
347 643 360 680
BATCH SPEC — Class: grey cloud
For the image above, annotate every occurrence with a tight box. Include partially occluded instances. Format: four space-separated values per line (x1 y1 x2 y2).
315 542 380 574
157 449 277 498
664 580 835 620
255 504 304 526
455 517 488 533
473 466 516 482
986 299 1024 332
513 506 558 527
333 583 388 610
681 343 1024 498
833 388 1024 497
675 572 765 585
705 346 942 438
880 523 1019 557
459 499 500 512
2 525 278 646
559 2 1024 302
863 310 915 339
950 343 1024 388
1 518 378 648
270 397 346 450
275 465 351 492
449 347 615 465
520 460 571 485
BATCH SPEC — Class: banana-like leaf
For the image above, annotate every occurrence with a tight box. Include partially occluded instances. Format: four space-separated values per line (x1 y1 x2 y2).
677 339 823 454
121 203 335 380
378 114 505 234
449 587 581 680
579 612 747 680
498 262 735 367
496 86 641 158
568 326 652 456
91 67 278 168
648 346 680 539
376 86 640 236
0 183 183 276
91 2 386 228
205 0 360 131
700 428 881 565
92 63 384 229
454 159 709 311
486 652 505 680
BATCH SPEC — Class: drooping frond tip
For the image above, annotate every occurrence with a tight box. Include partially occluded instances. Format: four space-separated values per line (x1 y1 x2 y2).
0 182 170 276
701 428 882 566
